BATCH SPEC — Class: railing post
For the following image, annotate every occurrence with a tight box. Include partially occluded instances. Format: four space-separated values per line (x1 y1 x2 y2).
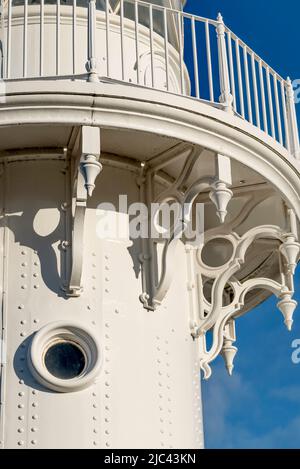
87 0 99 82
216 13 233 113
286 77 300 159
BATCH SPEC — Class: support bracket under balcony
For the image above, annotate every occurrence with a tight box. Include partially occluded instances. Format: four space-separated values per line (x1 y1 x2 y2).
66 126 102 297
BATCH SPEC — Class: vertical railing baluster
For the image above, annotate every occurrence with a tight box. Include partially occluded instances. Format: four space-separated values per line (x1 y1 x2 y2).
105 0 110 77
251 52 260 128
6 0 11 79
266 67 275 138
0 0 4 79
235 39 244 118
191 16 199 98
56 0 60 76
281 79 291 152
72 0 77 75
149 3 154 88
273 74 283 145
23 0 28 78
88 0 98 81
286 77 300 158
259 60 268 132
216 14 233 113
120 0 125 81
134 0 140 84
243 45 252 123
227 31 236 110
40 0 44 76
205 20 214 102
178 11 184 95
163 7 170 91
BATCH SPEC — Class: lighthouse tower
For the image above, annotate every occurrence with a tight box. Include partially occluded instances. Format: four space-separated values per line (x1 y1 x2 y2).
0 0 299 449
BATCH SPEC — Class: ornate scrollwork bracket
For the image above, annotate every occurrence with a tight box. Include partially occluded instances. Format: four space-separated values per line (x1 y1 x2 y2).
140 153 233 310
66 126 102 297
192 215 300 379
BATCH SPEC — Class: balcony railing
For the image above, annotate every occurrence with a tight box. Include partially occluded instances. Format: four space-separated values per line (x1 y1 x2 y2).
0 0 299 158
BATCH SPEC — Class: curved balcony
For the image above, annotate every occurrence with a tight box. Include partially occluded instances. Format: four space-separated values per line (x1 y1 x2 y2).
0 0 299 158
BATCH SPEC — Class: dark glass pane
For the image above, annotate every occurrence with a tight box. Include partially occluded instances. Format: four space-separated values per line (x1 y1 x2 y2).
44 341 85 379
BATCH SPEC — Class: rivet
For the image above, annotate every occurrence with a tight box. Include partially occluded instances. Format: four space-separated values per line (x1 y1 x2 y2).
105 394 110 399
20 332 26 337
31 428 38 432
92 264 96 268
105 430 109 435
91 321 96 325
92 286 96 290
105 266 109 271
105 289 109 293
21 274 27 279
18 392 24 397
33 285 39 289
92 275 96 280
32 402 38 408
20 320 26 325
19 369 24 373
105 418 109 423
92 392 97 397
33 273 38 278
105 442 110 447
105 255 109 260
31 440 37 445
93 429 98 434
19 380 24 385
105 406 109 411
34 262 39 267
17 428 24 433
92 253 96 257
105 334 109 340
93 404 97 408
32 415 38 420
17 441 24 446
33 319 39 324
92 416 97 421
105 382 110 387
18 404 24 409
21 285 27 290
21 250 27 255
93 441 98 446
18 305 25 309
105 323 109 328
32 390 38 395
105 278 109 282
21 263 27 267
114 309 119 314
87 305 91 310
18 416 24 421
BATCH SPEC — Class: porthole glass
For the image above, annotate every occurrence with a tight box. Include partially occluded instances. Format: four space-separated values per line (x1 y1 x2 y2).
44 340 86 380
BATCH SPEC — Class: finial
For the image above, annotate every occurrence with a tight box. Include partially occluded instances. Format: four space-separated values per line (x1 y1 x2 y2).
80 155 102 197
217 12 223 22
277 292 297 332
221 339 237 376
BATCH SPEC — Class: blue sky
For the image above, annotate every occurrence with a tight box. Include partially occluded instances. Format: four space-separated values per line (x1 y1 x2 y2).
185 0 300 449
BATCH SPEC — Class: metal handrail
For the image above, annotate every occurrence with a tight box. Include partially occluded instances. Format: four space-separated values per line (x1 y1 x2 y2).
0 0 298 157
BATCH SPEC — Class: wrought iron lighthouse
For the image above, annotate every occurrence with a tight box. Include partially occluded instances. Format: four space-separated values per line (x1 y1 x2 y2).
0 0 299 449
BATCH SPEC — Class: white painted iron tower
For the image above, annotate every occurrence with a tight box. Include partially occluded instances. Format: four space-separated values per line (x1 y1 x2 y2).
0 0 299 449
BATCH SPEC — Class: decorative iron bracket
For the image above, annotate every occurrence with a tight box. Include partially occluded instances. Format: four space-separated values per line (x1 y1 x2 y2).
192 216 300 379
66 126 102 297
140 153 233 310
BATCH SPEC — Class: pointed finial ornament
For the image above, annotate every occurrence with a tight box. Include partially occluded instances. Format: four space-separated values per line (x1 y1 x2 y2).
221 339 238 376
80 155 103 197
209 181 233 223
217 12 223 22
277 291 297 331
279 235 300 275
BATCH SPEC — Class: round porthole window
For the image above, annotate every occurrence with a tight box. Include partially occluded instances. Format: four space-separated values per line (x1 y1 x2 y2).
28 321 101 392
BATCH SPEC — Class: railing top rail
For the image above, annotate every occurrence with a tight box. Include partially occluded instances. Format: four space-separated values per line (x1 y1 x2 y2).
224 25 285 82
